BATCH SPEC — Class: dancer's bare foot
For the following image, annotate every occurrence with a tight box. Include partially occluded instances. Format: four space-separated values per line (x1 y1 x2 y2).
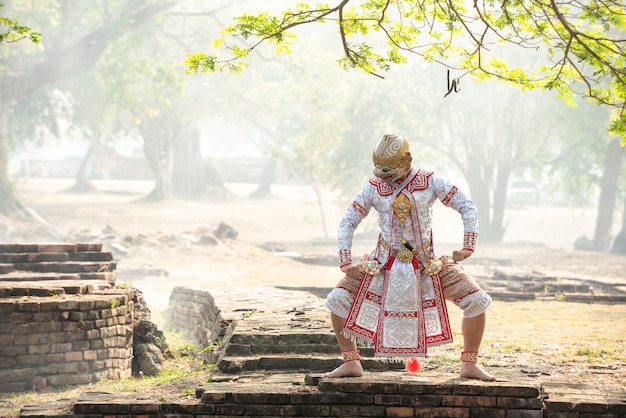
459 362 496 381
324 360 364 378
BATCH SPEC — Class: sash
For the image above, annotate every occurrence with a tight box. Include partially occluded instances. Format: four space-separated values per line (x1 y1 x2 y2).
391 168 417 199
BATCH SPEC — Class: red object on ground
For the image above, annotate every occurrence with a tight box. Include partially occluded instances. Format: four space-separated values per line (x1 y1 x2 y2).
405 357 421 373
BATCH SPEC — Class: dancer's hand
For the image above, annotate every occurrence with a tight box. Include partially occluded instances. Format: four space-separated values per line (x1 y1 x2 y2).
341 264 363 279
452 249 472 262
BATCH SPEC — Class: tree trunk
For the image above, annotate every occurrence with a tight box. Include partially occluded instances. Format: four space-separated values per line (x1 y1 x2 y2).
145 145 172 201
171 134 232 202
0 101 17 213
172 136 207 199
249 158 276 200
591 137 624 251
141 122 173 201
312 184 329 239
464 141 500 244
68 141 98 193
466 176 494 243
490 160 512 243
610 190 626 255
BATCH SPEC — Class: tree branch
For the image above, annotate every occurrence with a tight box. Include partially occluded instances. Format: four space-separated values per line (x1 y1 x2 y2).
8 2 175 102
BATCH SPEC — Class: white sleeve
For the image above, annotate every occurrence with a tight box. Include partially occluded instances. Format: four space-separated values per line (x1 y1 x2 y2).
337 185 372 267
429 173 479 251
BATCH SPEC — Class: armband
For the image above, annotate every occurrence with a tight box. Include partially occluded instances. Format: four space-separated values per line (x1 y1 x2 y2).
463 232 477 251
339 249 352 268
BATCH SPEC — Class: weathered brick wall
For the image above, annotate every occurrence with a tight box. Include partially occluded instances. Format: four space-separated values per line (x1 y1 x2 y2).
166 286 225 350
0 243 134 392
0 289 134 392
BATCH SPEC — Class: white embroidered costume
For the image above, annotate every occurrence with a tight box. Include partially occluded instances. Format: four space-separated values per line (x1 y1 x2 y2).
325 167 491 358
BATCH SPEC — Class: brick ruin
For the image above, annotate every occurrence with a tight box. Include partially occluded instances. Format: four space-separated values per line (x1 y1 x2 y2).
0 243 161 392
2 244 625 417
157 287 626 417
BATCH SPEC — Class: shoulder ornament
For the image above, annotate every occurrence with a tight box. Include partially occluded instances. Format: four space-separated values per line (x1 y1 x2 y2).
406 169 433 193
368 177 395 196
369 169 434 196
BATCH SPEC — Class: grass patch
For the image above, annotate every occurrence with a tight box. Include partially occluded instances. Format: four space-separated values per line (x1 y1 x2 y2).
557 342 625 363
445 299 626 367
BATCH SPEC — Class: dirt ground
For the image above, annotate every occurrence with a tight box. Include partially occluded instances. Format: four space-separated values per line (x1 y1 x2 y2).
9 178 626 290
3 178 626 400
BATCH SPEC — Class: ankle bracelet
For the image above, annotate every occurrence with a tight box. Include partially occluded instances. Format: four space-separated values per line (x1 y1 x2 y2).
342 349 361 362
460 351 478 363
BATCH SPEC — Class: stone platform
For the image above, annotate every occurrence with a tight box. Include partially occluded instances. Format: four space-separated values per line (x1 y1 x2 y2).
15 286 626 417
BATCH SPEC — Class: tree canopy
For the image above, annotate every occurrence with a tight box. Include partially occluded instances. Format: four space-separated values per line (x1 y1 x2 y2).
185 0 626 140
1 1 620 247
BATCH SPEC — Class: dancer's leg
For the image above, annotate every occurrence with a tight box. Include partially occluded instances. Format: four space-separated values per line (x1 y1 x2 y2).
459 313 496 381
324 313 363 378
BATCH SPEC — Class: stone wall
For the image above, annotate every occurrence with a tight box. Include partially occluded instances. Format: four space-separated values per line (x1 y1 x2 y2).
0 289 134 392
166 287 227 353
0 243 134 392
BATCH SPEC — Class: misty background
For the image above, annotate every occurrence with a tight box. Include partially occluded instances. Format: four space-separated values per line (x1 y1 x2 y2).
1 0 625 255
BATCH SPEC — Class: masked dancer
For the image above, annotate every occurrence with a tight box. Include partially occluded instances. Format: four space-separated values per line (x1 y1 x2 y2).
324 133 495 381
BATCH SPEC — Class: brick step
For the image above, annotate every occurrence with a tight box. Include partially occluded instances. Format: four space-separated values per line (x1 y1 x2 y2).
0 272 81 281
67 251 113 262
0 271 116 282
196 374 545 417
228 332 337 346
225 341 377 357
13 261 117 274
21 372 624 418
0 263 15 274
217 354 405 374
0 243 103 252
0 279 112 297
14 400 74 417
225 343 372 356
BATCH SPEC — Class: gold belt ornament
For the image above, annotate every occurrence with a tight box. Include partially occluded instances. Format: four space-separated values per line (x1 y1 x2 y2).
378 237 417 263
378 236 443 273
395 247 415 263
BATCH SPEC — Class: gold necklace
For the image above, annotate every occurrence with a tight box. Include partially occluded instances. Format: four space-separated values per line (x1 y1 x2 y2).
391 193 412 223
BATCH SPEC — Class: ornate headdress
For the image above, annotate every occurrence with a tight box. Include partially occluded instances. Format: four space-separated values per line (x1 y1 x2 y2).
372 134 410 166
372 134 412 183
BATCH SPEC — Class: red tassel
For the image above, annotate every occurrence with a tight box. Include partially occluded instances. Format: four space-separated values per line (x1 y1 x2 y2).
405 357 421 373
